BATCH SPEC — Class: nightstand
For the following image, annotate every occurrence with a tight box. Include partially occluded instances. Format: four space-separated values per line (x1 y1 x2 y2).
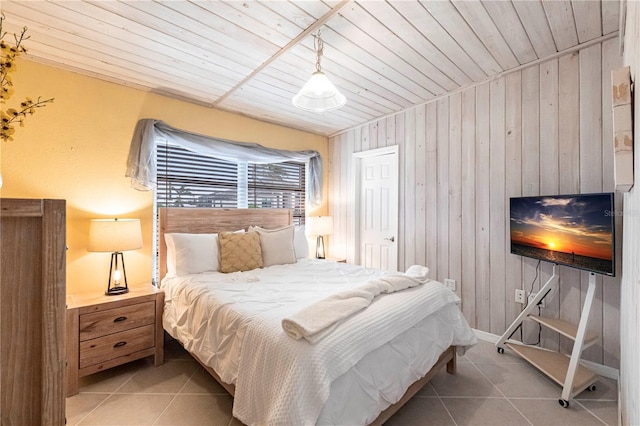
324 257 347 263
66 285 164 396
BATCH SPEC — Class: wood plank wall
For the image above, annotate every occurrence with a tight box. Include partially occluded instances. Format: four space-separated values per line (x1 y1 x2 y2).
328 39 622 368
620 2 640 423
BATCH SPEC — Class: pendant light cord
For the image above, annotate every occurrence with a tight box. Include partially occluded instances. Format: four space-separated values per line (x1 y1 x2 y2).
314 31 324 73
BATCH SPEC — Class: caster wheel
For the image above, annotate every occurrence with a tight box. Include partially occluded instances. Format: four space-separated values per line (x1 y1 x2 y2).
559 399 569 408
587 384 597 392
497 347 504 354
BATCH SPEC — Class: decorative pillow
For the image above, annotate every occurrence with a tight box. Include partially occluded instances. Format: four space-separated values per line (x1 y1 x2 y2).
250 225 296 267
294 225 309 259
218 231 263 273
164 233 219 276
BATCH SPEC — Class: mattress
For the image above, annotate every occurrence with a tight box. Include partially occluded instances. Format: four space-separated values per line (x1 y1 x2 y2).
161 259 476 425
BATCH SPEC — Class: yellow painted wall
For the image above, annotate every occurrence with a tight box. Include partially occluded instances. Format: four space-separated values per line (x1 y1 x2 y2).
0 59 328 295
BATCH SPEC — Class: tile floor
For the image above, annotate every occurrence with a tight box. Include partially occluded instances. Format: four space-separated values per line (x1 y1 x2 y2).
66 340 618 425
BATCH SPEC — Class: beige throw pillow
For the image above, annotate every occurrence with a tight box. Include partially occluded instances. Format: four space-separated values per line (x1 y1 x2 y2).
218 231 263 273
250 225 296 267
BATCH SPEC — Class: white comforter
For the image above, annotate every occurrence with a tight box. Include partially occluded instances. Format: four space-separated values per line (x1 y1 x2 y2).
162 259 476 425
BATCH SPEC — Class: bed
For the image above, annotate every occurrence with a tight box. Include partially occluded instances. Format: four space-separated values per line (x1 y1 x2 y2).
158 207 477 425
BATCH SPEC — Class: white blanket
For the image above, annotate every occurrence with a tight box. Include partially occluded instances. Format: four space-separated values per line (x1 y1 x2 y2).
162 259 383 385
161 260 475 425
233 276 461 426
282 265 430 343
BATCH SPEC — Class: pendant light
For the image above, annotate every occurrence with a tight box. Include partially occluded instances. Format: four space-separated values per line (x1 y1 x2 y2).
292 30 346 112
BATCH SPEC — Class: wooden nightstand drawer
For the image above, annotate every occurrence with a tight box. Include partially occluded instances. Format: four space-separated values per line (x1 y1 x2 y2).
79 301 155 341
79 324 155 369
66 286 164 397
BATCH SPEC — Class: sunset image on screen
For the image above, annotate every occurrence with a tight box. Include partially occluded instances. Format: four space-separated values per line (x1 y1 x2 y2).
510 194 614 275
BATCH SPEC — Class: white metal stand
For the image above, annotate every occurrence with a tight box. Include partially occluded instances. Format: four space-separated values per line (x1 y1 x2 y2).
496 264 560 347
560 272 597 403
496 266 598 407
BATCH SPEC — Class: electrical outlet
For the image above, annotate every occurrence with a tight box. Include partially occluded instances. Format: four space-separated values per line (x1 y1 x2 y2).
515 289 525 304
444 279 456 291
528 292 545 308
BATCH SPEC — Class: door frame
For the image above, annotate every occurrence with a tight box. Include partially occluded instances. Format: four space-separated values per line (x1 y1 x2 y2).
352 145 399 267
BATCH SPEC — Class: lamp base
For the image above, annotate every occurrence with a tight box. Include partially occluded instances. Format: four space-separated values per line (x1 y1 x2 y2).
106 252 129 296
315 235 326 259
105 286 129 296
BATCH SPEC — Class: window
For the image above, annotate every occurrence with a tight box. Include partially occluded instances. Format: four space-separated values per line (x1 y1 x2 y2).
156 143 306 224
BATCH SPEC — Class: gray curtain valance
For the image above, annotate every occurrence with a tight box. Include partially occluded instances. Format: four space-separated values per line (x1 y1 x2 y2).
126 119 323 207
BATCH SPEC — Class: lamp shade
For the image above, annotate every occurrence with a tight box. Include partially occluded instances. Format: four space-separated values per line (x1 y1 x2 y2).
292 72 346 112
88 218 143 252
307 216 334 236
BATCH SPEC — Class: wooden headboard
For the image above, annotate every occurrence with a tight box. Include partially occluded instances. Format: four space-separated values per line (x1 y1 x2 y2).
158 208 293 279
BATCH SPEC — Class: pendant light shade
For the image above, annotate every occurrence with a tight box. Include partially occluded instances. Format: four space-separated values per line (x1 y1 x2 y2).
292 30 346 113
292 71 346 112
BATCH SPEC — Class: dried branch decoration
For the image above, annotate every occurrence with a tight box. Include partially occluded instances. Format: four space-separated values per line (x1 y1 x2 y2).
1 13 54 142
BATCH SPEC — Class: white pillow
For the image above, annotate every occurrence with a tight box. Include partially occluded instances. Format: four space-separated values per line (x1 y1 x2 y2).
294 225 309 259
250 225 296 267
164 233 220 276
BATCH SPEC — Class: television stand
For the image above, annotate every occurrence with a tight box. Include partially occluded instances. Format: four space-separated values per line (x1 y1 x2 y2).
496 265 598 407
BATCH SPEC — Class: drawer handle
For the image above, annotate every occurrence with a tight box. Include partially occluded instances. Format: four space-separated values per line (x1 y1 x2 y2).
113 341 127 348
113 316 127 323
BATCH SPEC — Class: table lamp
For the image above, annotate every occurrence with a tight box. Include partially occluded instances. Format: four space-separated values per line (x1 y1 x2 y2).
307 216 333 259
88 218 143 295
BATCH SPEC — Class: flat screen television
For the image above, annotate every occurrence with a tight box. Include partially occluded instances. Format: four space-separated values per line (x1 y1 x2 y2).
509 193 615 276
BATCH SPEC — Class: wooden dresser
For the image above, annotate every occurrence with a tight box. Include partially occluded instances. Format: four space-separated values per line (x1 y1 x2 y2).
0 198 66 425
66 285 164 396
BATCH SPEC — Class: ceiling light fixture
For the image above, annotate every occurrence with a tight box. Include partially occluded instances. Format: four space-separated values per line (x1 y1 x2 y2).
292 30 346 112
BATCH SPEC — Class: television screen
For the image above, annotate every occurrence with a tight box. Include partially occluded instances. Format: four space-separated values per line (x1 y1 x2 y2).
510 193 615 276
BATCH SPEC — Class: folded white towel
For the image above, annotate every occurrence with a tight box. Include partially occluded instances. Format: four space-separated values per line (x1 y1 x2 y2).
282 266 430 343
406 264 430 280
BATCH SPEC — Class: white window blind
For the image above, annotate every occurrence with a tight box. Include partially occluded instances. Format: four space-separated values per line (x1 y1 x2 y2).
156 143 306 224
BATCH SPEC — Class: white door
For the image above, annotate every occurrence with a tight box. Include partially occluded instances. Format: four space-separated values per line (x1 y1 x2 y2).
359 151 398 271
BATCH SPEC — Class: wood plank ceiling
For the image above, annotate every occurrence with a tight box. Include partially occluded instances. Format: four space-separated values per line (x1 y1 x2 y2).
1 0 619 136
